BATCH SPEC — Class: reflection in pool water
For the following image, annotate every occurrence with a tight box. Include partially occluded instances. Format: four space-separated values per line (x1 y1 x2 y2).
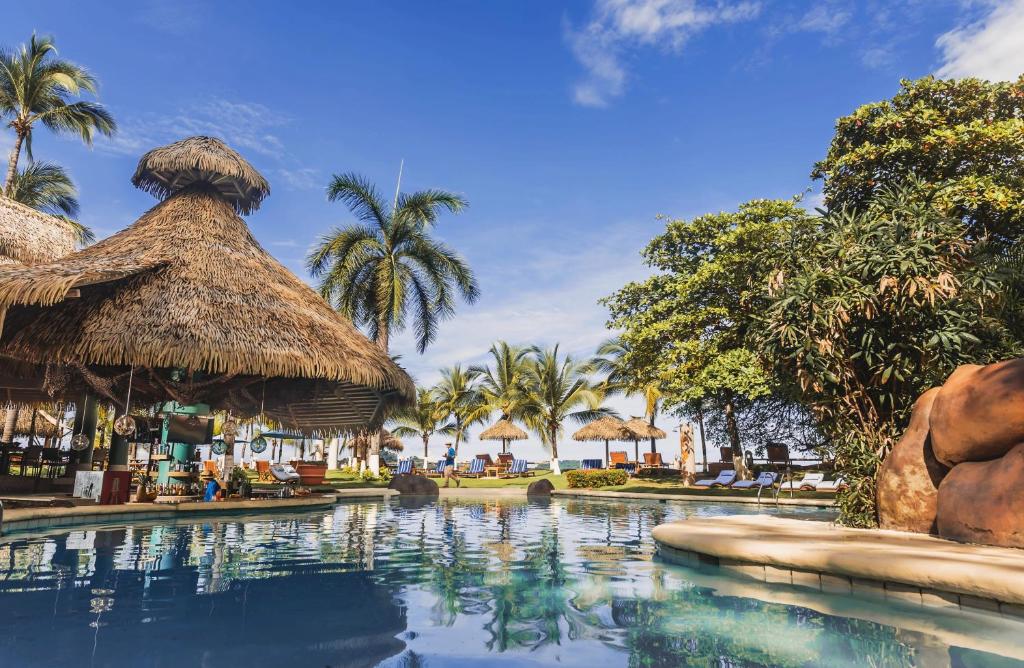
0 498 1019 667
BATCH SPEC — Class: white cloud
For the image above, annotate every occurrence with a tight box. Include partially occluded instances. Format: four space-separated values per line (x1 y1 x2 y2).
936 0 1024 80
97 98 290 159
566 0 762 107
277 167 321 191
796 4 851 36
136 0 208 36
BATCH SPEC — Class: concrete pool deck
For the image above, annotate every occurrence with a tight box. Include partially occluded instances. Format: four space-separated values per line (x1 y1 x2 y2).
0 488 397 536
653 515 1024 618
553 488 834 507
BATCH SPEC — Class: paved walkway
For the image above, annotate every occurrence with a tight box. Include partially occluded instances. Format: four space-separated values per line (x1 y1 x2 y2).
653 515 1024 614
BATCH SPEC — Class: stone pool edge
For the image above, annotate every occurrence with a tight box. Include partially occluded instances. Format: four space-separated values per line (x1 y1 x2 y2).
0 489 397 536
553 488 834 507
653 515 1024 619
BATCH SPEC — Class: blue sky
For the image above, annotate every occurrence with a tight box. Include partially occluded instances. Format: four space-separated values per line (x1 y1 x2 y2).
5 0 1023 461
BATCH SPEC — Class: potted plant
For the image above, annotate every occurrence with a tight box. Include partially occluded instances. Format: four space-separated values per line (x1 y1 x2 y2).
292 460 328 486
228 466 252 499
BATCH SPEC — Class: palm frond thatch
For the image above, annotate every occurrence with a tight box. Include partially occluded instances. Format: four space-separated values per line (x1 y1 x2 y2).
623 418 666 440
0 195 76 264
0 137 412 435
479 419 527 442
131 136 270 215
572 416 629 442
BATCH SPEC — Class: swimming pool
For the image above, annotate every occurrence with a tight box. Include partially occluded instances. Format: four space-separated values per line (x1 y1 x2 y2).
0 497 1019 667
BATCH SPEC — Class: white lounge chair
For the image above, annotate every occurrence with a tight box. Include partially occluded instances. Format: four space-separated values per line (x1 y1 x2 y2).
270 463 301 483
779 472 824 491
815 476 846 492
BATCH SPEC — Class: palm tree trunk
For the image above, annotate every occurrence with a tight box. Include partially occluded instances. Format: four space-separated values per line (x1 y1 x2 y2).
4 131 25 195
723 394 747 479
423 435 429 460
376 317 389 353
454 418 462 456
1 406 19 444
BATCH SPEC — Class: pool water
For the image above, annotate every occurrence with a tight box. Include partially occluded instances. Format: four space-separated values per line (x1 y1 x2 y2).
0 497 1020 667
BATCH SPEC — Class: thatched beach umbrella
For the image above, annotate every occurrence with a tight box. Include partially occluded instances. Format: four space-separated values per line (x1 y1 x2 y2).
0 196 75 265
572 416 630 466
623 418 667 463
479 418 527 454
0 136 414 437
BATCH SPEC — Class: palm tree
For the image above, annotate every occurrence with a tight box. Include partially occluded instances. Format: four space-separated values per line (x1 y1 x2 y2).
1 34 115 194
433 365 486 455
7 161 93 244
306 172 478 353
391 387 451 460
471 341 532 422
522 345 614 474
594 337 663 453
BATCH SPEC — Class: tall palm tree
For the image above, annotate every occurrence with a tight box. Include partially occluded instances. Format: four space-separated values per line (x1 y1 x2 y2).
1 34 115 194
594 337 663 453
471 341 532 422
433 365 486 455
7 161 93 244
391 387 451 460
522 345 614 474
307 172 478 353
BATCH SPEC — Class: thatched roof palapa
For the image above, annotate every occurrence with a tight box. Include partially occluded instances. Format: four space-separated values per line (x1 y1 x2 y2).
479 419 528 442
0 136 413 435
623 418 666 440
0 196 76 265
572 416 630 442
13 405 68 439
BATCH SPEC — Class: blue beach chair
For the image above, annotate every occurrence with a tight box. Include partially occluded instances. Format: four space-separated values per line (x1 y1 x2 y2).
426 459 449 478
501 459 534 478
582 459 603 470
463 458 486 478
394 459 413 476
693 469 736 488
732 471 777 489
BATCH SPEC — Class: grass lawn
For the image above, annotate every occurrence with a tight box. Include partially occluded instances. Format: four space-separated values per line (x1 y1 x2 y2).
307 469 834 499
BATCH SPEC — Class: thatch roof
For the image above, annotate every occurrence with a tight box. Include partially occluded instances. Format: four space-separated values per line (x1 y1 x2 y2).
479 419 527 441
0 195 75 264
0 137 413 435
572 416 630 442
623 418 667 440
132 136 270 215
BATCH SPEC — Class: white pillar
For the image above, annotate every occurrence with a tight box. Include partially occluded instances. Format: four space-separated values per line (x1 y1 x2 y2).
327 438 340 470
550 458 561 475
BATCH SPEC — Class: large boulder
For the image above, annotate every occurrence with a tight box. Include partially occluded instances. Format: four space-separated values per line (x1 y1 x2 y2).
527 478 554 497
935 443 1024 548
929 360 1024 467
877 388 948 533
388 474 439 496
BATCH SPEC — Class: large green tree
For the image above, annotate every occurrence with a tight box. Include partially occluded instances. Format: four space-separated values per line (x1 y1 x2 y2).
1 34 115 194
391 387 452 460
470 341 533 421
603 199 815 456
760 182 1018 526
307 172 478 353
521 345 612 474
433 365 486 455
813 75 1024 249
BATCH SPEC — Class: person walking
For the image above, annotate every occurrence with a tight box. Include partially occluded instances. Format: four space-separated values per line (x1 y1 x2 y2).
442 443 460 488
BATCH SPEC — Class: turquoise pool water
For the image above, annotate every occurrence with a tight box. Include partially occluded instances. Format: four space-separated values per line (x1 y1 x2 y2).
0 497 1020 667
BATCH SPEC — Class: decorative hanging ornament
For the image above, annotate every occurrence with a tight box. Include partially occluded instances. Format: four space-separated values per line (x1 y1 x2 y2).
186 414 201 427
212 441 227 456
250 435 268 454
114 414 137 437
71 433 90 451
221 417 238 439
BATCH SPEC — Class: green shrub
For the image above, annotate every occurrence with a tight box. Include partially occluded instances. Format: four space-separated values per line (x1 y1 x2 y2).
565 469 628 488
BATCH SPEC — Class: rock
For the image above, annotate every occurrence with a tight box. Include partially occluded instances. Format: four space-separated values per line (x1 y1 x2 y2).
930 360 1024 467
935 443 1024 548
527 478 554 497
877 388 948 533
388 474 438 496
